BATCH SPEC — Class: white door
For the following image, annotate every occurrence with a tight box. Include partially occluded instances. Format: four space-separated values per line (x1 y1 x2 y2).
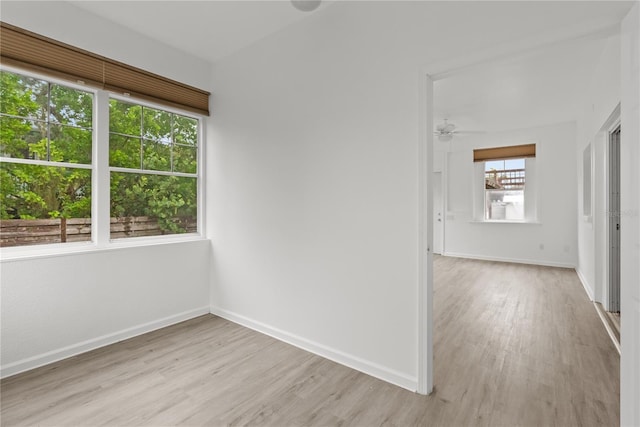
433 172 444 255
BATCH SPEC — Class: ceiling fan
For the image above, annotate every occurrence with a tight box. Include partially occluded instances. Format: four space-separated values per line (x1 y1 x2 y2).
434 119 482 142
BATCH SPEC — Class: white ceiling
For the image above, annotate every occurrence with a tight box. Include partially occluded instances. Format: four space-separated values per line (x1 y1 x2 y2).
67 0 630 134
434 34 612 133
69 0 331 64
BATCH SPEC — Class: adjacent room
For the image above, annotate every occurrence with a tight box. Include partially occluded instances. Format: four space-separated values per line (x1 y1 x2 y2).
1 1 639 426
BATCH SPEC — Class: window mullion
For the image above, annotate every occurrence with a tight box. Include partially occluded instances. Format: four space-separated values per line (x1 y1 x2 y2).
93 90 111 246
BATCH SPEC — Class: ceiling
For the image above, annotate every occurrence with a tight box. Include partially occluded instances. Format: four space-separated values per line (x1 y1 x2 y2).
433 33 612 133
69 0 331 64
67 0 630 134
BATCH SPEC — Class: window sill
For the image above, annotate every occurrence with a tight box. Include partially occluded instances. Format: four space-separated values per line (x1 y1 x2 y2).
0 234 208 263
469 220 541 225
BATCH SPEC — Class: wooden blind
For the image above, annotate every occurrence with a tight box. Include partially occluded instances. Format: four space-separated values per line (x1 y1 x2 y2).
473 144 536 162
0 22 210 116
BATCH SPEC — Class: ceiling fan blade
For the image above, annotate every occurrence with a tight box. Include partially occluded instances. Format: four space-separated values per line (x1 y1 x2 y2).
454 130 486 134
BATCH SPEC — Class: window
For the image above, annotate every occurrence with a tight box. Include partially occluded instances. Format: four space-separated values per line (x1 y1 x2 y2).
0 68 202 249
109 99 198 239
474 143 535 222
484 158 525 221
0 70 93 247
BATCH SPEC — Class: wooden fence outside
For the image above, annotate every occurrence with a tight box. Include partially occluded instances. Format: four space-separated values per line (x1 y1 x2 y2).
0 217 197 247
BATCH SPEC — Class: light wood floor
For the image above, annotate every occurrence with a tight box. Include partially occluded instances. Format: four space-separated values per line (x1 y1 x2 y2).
1 256 619 426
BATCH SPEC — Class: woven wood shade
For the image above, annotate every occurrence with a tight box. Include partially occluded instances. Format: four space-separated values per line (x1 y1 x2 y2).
473 144 536 162
0 22 210 116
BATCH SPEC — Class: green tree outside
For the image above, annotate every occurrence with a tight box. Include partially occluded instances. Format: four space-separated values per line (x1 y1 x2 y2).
0 70 197 237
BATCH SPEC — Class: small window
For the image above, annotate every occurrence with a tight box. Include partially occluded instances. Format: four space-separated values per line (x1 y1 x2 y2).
484 158 525 221
109 99 198 239
0 70 93 247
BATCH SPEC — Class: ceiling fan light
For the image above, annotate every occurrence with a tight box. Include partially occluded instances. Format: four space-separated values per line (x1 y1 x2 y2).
439 133 453 142
291 0 322 12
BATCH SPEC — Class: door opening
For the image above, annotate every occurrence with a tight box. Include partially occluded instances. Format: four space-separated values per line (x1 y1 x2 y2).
608 125 621 316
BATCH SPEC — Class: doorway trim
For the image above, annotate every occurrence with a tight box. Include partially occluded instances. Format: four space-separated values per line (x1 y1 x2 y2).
417 72 434 394
602 104 621 312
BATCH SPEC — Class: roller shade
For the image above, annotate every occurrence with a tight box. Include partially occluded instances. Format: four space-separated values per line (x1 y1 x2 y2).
473 143 536 162
0 22 210 116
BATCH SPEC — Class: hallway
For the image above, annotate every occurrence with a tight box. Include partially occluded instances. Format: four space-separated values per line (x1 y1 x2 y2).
433 255 619 425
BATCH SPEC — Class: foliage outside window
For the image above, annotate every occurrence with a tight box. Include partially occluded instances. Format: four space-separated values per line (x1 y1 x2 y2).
0 70 92 247
485 158 525 221
109 99 198 239
0 68 201 249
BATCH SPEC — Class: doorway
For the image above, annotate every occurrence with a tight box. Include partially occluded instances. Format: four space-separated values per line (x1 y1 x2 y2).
608 126 621 318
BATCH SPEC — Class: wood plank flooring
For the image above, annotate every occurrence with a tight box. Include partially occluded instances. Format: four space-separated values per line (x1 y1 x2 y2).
1 256 619 426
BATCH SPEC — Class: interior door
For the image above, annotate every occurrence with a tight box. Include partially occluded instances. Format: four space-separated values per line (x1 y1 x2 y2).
433 172 443 255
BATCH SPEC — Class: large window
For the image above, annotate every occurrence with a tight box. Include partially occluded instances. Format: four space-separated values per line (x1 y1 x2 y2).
484 158 525 221
0 70 93 247
0 68 202 249
109 99 198 239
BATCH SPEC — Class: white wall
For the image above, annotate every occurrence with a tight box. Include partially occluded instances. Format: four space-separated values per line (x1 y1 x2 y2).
1 1 212 90
205 2 626 390
576 34 621 300
1 241 211 377
437 122 578 267
0 2 213 377
619 4 640 425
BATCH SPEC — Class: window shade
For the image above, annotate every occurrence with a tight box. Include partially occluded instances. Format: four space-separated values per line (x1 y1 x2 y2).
473 144 536 162
0 22 210 116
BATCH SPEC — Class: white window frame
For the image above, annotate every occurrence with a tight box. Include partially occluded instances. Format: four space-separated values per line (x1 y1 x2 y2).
473 155 538 224
0 66 206 260
483 158 526 221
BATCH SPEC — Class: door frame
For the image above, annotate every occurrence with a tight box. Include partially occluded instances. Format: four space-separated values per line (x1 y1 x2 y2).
606 116 622 313
602 105 621 312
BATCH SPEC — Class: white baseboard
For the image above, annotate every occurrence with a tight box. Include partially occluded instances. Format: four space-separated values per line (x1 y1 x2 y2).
575 267 595 301
0 306 210 379
443 252 576 269
210 306 418 392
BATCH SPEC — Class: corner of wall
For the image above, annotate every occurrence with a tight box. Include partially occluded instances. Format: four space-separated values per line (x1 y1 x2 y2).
209 306 419 393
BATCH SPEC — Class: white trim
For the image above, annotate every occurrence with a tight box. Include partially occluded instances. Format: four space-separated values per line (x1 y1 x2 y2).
603 105 622 312
443 251 576 269
416 72 434 395
592 303 621 355
95 90 110 247
576 267 595 301
210 306 418 393
468 220 542 225
0 157 92 169
0 306 210 379
0 236 208 262
109 167 197 179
